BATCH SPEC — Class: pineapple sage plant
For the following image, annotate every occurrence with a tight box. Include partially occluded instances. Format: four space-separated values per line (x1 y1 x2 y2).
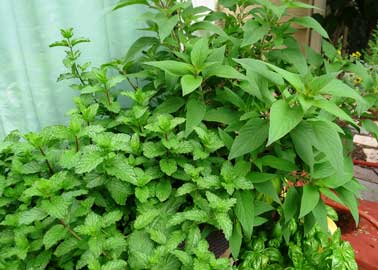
0 0 362 269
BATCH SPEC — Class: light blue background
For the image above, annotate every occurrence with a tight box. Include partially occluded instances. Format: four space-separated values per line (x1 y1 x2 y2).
0 0 145 138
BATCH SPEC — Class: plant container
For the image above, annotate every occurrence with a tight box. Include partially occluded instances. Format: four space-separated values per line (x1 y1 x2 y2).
324 198 378 270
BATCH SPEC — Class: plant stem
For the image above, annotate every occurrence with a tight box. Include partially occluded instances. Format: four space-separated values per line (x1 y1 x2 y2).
75 135 80 152
104 87 112 105
38 147 54 175
60 219 82 241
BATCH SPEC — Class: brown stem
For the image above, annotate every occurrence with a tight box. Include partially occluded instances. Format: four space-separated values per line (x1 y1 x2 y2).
60 219 82 241
75 136 80 152
39 147 54 175
126 77 138 90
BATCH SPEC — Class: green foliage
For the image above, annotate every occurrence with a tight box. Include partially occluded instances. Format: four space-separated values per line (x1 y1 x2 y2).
0 0 365 269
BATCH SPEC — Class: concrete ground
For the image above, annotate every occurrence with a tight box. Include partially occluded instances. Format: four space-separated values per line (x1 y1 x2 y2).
353 134 378 201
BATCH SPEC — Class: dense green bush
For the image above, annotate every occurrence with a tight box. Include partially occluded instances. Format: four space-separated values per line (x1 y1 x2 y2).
0 0 366 269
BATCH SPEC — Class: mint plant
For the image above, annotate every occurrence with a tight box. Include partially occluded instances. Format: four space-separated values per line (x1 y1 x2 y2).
0 0 364 269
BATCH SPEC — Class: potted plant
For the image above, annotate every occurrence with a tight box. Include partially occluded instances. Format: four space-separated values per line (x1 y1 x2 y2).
0 0 368 269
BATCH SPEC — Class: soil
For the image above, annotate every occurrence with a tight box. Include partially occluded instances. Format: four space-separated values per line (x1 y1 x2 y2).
352 143 368 161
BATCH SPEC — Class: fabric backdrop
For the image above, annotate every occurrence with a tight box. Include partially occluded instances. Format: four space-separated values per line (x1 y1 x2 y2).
0 0 216 138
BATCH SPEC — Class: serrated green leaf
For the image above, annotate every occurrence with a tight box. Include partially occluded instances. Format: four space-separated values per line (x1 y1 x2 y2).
155 179 172 202
19 208 47 225
106 179 133 205
101 260 127 270
41 197 70 219
134 209 160 230
43 224 67 249
75 150 104 174
105 155 137 185
215 212 233 239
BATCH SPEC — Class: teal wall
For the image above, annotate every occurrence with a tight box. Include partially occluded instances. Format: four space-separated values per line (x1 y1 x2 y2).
0 0 145 138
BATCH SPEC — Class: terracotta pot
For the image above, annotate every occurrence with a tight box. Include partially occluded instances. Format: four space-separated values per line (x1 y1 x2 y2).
323 198 378 270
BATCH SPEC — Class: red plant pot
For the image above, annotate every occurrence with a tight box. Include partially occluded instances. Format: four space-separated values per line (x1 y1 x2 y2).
324 198 378 270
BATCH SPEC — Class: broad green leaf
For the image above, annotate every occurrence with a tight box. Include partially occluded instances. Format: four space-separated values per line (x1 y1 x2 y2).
191 38 209 69
319 187 345 206
260 155 295 171
156 15 179 41
125 37 158 61
207 46 225 64
155 97 185 114
113 0 148 10
310 120 344 173
319 79 363 101
322 40 337 59
75 150 104 174
362 119 378 139
249 172 277 183
43 224 67 249
181 75 203 96
335 187 359 225
234 190 254 238
263 62 305 91
242 20 269 47
159 159 177 176
235 58 284 85
290 122 315 169
312 199 328 233
144 61 195 76
283 187 299 221
229 119 269 159
299 185 320 218
156 179 172 202
205 107 240 125
282 48 308 74
255 181 280 204
268 100 303 145
190 21 230 39
291 16 329 38
203 64 246 80
185 98 206 136
229 222 242 259
311 99 356 125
